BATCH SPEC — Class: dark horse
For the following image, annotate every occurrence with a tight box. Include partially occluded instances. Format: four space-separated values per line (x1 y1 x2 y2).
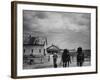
62 49 71 67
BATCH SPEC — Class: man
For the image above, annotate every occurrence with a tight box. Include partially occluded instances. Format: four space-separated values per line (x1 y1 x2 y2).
77 47 84 66
53 53 58 68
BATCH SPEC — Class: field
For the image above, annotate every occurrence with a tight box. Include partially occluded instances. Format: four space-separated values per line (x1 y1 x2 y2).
23 49 91 69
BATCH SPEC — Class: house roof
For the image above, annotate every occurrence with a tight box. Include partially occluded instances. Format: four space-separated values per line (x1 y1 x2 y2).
47 44 60 51
24 35 47 46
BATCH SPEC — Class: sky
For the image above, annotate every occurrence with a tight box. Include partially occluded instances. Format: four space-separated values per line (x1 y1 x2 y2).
23 10 91 49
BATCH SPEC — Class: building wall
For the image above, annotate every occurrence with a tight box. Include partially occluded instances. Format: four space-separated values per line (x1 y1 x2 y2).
23 45 45 56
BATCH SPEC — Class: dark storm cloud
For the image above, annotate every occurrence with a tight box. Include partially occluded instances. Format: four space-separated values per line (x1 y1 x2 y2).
23 10 91 49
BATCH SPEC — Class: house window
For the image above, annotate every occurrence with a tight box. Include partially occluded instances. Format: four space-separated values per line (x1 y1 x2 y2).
31 49 33 53
39 49 41 53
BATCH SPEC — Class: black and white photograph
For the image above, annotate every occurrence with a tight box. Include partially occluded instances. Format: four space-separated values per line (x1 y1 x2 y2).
11 1 97 78
23 10 91 69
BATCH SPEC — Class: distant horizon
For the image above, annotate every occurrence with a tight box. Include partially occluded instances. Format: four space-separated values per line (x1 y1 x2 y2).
23 31 91 50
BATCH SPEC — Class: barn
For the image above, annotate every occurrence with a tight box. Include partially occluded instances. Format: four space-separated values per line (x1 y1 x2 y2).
46 44 60 54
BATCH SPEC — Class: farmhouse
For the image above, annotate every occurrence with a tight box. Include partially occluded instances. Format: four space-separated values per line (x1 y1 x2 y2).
23 35 47 56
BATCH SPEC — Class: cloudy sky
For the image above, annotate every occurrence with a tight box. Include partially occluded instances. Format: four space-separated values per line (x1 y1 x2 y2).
23 10 91 49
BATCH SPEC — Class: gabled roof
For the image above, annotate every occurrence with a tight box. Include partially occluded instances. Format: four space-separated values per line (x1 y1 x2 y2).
47 44 60 50
24 35 47 46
